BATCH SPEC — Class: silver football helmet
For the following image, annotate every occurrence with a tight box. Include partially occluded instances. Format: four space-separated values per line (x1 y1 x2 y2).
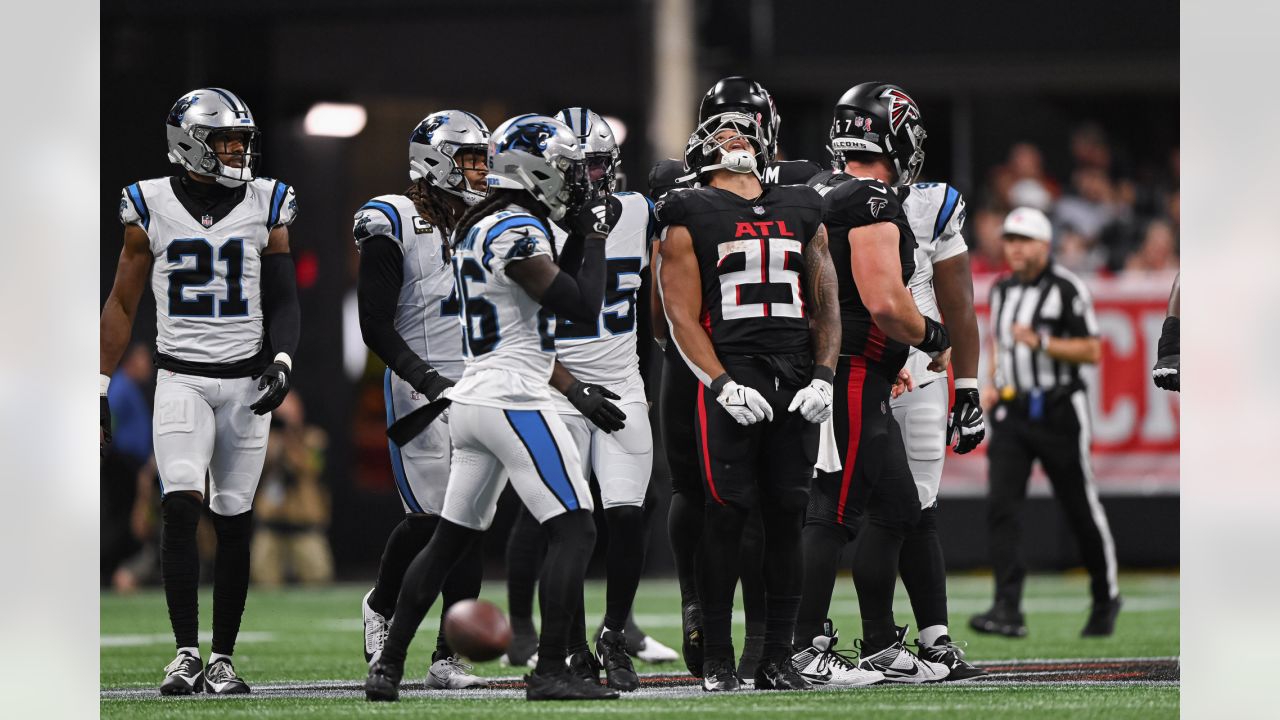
165 88 259 187
486 114 588 222
555 107 619 196
409 110 491 206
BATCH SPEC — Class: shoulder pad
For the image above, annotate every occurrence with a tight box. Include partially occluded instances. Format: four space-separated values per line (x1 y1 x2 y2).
616 191 659 240
119 182 151 231
478 212 551 273
354 195 406 249
764 159 823 186
822 177 902 227
265 180 298 228
653 186 696 228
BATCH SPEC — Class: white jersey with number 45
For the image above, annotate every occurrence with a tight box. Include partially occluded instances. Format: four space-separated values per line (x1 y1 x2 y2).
549 191 655 413
118 177 297 365
447 205 559 410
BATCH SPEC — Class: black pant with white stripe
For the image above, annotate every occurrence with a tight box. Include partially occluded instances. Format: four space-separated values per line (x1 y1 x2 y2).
986 389 1118 609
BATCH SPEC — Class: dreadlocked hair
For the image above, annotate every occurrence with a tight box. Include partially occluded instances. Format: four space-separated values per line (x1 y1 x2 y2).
404 179 462 238
452 188 552 250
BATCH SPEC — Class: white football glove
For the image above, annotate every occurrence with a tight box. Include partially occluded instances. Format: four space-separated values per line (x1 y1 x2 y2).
716 380 773 426
788 378 833 424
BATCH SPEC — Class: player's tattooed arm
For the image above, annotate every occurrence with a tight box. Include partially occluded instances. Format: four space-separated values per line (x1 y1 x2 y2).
658 225 727 386
100 224 153 375
804 223 840 373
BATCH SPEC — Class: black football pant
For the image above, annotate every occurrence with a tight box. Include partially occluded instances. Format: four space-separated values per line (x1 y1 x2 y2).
695 355 817 664
661 345 768 641
986 390 1119 609
799 356 919 652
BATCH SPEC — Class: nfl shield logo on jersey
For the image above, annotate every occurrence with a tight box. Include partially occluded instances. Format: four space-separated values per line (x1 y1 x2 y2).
752 205 766 215
201 213 214 228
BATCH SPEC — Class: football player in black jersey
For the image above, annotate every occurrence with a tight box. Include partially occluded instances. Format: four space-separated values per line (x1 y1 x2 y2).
657 93 840 691
799 83 956 682
648 77 821 681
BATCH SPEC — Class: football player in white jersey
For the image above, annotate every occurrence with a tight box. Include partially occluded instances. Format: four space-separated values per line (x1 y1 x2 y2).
99 88 300 695
365 115 619 703
800 82 986 681
354 110 491 690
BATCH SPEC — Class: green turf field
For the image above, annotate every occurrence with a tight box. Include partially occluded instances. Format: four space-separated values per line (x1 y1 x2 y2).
101 572 1179 718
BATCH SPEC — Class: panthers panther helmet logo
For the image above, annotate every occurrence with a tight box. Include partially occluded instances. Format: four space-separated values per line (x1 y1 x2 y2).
881 88 920 135
495 122 559 155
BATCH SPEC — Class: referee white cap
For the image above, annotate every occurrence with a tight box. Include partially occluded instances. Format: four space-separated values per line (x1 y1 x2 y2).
1002 206 1052 242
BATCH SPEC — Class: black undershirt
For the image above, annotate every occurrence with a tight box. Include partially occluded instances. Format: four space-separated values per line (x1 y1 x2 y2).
169 174 246 226
356 235 425 380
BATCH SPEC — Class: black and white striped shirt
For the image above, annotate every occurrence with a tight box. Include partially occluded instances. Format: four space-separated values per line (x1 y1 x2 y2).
990 261 1098 395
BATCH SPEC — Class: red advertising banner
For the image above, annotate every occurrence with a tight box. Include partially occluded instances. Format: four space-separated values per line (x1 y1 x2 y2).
942 271 1180 497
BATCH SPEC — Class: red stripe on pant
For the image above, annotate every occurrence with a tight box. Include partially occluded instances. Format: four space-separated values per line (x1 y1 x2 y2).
836 357 868 523
697 383 725 505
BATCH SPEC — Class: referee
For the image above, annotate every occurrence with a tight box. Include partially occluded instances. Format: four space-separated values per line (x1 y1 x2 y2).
969 207 1122 639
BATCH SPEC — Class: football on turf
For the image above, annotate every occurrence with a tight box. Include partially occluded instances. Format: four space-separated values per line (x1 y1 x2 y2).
442 599 513 662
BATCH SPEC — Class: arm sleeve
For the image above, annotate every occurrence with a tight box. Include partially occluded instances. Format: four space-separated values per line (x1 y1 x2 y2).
261 253 301 359
356 236 429 379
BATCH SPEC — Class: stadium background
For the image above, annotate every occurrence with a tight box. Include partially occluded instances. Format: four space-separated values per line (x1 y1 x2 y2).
99 0 1178 587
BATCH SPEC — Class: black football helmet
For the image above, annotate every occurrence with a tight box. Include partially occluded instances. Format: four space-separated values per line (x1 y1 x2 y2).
683 76 775 179
828 82 927 186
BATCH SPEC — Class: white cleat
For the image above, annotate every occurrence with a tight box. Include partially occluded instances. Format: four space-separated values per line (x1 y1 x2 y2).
633 636 680 664
425 657 490 689
855 625 949 684
362 589 389 665
791 624 885 687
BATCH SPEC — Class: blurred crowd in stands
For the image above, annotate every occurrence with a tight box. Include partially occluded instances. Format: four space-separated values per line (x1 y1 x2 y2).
969 124 1179 278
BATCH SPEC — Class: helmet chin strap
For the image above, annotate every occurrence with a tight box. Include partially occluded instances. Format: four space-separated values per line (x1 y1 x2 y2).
676 149 761 184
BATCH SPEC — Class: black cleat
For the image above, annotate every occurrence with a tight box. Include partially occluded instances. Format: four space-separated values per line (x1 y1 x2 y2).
201 658 250 695
567 650 602 684
159 652 203 696
754 656 811 690
1081 596 1123 637
969 606 1028 638
701 657 741 692
916 636 988 681
596 629 640 691
526 668 620 700
682 602 705 678
364 660 403 702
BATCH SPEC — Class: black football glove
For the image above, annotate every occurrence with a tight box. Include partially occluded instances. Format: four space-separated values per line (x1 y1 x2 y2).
569 198 613 238
405 363 456 403
915 317 951 356
250 361 291 415
100 394 112 459
947 387 986 454
1152 316 1179 392
566 380 626 433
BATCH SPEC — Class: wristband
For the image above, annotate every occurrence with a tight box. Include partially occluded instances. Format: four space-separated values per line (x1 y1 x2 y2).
710 373 731 395
954 378 978 390
100 373 111 395
812 366 835 384
274 352 293 371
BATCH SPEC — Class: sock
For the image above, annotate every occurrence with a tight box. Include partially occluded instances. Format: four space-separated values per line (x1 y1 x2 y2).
624 611 647 643
603 505 645 632
211 509 254 657
565 592 589 656
899 506 949 636
178 646 200 660
667 490 704 608
380 520 481 668
369 513 439 616
505 506 546 622
759 506 805 660
851 521 906 653
919 625 948 648
795 522 850 649
698 502 747 661
533 510 596 674
161 493 203 651
209 652 231 666
434 532 484 661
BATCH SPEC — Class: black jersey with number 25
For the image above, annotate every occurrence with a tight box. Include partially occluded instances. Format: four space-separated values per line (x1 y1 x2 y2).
810 172 917 375
656 184 824 356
